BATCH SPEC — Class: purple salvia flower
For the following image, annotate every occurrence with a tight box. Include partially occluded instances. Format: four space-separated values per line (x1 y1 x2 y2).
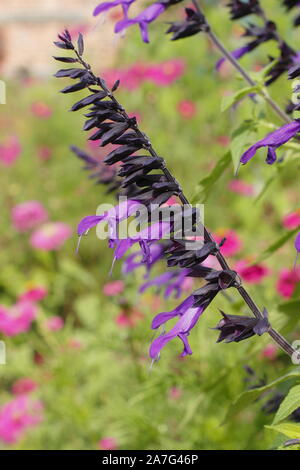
149 295 205 358
122 243 165 277
139 268 190 299
77 199 141 236
93 0 135 18
115 2 166 43
111 221 171 262
216 44 254 70
294 231 300 267
240 120 300 165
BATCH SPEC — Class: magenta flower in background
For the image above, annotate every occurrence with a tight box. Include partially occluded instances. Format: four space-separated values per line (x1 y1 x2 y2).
214 229 242 257
30 222 72 251
11 201 48 233
115 308 143 328
37 146 53 161
0 136 21 167
282 209 300 230
177 100 197 119
18 286 48 303
0 396 43 444
168 386 183 400
235 259 269 284
144 59 186 85
0 301 37 336
31 101 53 119
115 2 166 43
98 437 118 450
228 179 254 197
240 120 300 165
276 267 300 298
12 378 38 396
103 280 125 296
45 316 64 331
262 343 278 361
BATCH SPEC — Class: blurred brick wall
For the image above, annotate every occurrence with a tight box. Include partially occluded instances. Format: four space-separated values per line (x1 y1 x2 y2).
0 0 125 77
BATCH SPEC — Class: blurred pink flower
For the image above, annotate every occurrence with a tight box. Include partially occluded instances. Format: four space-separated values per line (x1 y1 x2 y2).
45 316 64 331
98 437 118 450
30 222 72 251
145 59 185 85
262 344 278 361
0 301 37 336
217 135 230 147
68 24 89 39
103 280 125 296
168 387 182 400
214 229 242 257
37 146 53 161
228 179 254 197
282 209 300 230
12 378 38 396
276 267 300 298
182 276 194 291
177 100 197 119
235 259 269 284
0 396 43 444
31 101 53 119
0 136 21 167
102 59 185 90
68 338 83 350
11 201 48 232
115 309 143 328
18 286 48 303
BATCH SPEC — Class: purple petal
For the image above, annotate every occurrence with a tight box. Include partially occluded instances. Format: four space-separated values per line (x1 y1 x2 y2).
178 333 193 357
295 232 300 253
115 18 136 33
151 311 179 329
139 22 150 43
241 121 300 165
77 215 105 235
93 0 133 16
266 147 277 165
216 45 251 71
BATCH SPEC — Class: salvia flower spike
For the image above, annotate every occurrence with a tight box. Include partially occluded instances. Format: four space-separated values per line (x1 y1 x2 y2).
54 30 300 362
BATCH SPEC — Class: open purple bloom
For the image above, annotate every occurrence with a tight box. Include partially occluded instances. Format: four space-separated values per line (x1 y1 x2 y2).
240 120 300 165
139 268 190 299
93 0 135 18
77 199 140 237
149 295 205 358
115 2 166 43
111 221 171 263
122 243 165 277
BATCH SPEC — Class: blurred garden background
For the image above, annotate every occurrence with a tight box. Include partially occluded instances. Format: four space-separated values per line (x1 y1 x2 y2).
0 0 300 450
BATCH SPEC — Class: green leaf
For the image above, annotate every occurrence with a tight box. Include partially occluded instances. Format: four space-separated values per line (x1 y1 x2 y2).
273 385 300 424
230 120 257 174
256 227 299 262
191 152 231 203
279 300 300 316
266 423 300 439
221 85 260 112
223 369 300 424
